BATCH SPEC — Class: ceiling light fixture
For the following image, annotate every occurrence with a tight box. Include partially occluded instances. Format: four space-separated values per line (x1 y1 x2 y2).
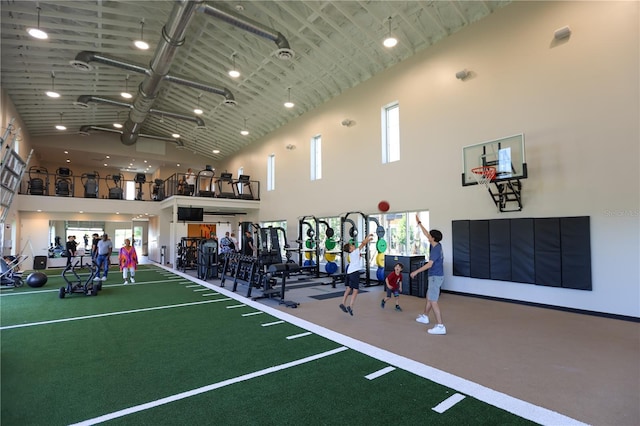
121 75 132 99
113 111 123 128
284 87 295 108
193 93 203 115
55 113 66 130
27 6 48 40
228 53 240 78
212 149 220 154
134 19 149 50
171 122 180 139
45 71 60 98
383 17 398 48
240 118 249 136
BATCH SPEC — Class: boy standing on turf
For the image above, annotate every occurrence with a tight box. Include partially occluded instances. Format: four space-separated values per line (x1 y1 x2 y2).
382 262 403 311
410 214 446 335
339 234 374 316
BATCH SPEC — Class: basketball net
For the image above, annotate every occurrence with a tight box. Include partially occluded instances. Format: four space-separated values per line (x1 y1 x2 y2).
471 166 496 190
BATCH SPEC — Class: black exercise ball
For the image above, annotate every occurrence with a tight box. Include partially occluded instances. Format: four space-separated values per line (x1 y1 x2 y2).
26 272 48 288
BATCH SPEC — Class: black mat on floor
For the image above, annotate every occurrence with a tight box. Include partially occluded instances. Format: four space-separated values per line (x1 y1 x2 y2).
309 290 368 300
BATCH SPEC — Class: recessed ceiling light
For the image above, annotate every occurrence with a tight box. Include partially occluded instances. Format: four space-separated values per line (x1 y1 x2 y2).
212 149 220 154
66 159 71 163
64 150 69 154
106 155 110 159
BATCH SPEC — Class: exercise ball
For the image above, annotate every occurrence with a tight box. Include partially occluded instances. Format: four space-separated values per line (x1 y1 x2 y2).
26 271 48 288
376 267 386 282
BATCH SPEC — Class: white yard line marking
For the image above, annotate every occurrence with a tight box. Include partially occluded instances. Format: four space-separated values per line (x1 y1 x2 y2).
0 299 230 330
432 393 466 413
365 366 396 380
201 293 220 297
0 278 184 297
261 321 285 327
226 304 247 309
153 263 589 426
241 311 264 317
187 285 203 288
286 332 312 340
70 346 348 426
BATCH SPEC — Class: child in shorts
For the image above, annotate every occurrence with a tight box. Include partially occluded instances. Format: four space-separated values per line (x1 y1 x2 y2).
381 262 403 311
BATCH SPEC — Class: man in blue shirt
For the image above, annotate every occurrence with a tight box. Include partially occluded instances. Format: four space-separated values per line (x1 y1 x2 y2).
410 214 446 335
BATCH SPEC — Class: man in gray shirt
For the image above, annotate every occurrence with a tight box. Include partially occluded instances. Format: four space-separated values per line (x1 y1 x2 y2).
94 234 113 281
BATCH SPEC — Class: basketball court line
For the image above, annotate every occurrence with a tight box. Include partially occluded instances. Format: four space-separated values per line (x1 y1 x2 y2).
161 265 588 426
68 346 349 426
0 298 231 330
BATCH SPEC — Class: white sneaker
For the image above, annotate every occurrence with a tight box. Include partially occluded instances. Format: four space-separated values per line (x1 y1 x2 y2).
101 276 107 281
416 314 430 324
93 276 100 281
123 280 129 285
428 324 447 335
130 277 135 283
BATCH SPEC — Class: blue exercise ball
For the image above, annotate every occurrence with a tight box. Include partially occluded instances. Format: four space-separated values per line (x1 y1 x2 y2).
26 272 48 288
376 267 385 282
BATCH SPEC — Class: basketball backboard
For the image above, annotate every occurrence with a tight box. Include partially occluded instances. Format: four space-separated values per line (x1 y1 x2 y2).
462 133 527 186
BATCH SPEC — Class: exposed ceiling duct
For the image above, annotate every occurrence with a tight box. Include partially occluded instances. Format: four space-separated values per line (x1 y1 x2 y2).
76 95 205 127
198 4 294 60
69 1 294 146
70 51 235 105
78 125 184 145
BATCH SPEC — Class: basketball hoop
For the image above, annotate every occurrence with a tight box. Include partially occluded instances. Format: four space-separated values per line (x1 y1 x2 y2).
471 166 497 190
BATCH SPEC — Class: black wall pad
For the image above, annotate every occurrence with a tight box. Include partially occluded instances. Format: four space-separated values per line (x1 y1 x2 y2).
560 217 592 290
452 216 591 290
510 218 535 284
452 220 470 276
489 219 512 281
534 218 562 287
470 220 491 278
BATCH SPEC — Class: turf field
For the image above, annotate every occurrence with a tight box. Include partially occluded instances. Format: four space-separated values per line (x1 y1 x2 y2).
1 265 585 425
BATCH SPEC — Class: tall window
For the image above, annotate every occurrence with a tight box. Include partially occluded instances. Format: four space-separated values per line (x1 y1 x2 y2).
267 154 275 191
310 135 322 181
382 102 400 163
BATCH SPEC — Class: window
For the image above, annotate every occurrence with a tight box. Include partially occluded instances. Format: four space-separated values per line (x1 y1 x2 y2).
125 181 135 200
267 154 275 191
310 135 322 180
381 102 400 163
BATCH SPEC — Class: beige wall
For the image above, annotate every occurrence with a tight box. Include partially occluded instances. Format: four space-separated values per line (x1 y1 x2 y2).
222 1 639 317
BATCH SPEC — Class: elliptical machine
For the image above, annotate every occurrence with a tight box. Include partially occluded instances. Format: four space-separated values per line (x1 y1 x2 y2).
81 171 100 198
134 173 146 200
106 173 124 199
27 166 49 195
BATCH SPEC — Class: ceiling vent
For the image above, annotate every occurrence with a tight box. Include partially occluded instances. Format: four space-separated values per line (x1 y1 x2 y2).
69 59 92 71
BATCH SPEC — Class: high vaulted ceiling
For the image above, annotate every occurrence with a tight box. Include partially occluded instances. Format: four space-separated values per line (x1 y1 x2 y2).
1 0 510 172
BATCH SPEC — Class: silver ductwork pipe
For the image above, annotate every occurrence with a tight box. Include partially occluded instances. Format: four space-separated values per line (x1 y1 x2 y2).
79 125 184 144
198 4 294 59
121 0 203 145
71 1 294 146
71 51 234 105
76 95 205 127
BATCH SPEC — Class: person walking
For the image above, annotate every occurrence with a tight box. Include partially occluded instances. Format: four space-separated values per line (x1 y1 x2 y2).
339 234 374 316
382 262 403 311
65 235 77 267
94 234 113 282
119 238 139 284
91 233 100 261
410 214 446 335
